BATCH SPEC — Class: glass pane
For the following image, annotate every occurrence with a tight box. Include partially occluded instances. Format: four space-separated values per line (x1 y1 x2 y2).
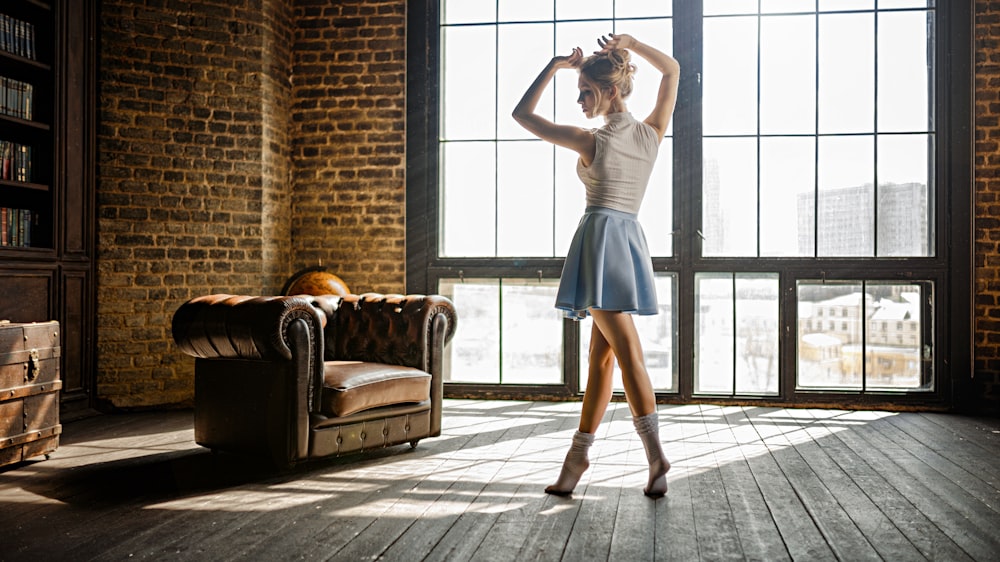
797 282 865 390
499 0 554 22
865 282 931 391
580 275 677 392
555 20 612 129
735 274 780 395
703 137 758 257
639 138 673 257
818 0 873 10
817 135 874 256
616 0 671 18
441 142 496 257
704 1 759 16
497 141 555 256
442 26 497 140
878 0 931 8
760 137 815 256
761 0 817 13
439 278 500 383
877 134 932 257
615 18 674 136
878 10 932 132
760 14 816 135
555 148 587 256
695 274 735 394
818 13 874 134
501 279 564 384
704 16 758 136
556 0 613 20
499 24 554 140
441 0 496 24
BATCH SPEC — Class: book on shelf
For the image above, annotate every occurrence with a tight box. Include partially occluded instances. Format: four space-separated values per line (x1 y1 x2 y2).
0 207 33 248
0 14 35 60
0 140 32 182
0 77 33 120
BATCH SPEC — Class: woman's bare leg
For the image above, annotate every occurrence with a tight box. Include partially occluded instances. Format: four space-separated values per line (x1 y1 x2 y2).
579 321 615 433
589 309 670 497
588 309 656 416
545 321 614 495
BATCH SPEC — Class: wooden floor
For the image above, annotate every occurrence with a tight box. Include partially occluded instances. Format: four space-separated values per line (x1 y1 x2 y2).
2 401 999 561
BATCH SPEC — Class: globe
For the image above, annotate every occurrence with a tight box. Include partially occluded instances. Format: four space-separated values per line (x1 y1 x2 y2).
282 267 351 297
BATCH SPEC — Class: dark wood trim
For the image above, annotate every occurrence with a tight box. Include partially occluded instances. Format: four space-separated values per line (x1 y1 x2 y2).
942 0 975 413
405 0 439 295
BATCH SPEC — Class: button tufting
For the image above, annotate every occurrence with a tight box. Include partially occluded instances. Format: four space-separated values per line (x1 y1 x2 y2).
360 432 366 440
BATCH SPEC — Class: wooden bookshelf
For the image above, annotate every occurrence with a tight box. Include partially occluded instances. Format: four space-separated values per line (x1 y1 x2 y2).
0 0 95 418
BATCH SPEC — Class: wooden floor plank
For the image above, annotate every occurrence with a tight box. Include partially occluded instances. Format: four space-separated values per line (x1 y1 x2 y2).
400 402 562 562
367 400 546 562
605 406 658 562
559 403 633 562
0 411 196 531
422 401 559 562
463 400 588 562
845 414 1000 558
684 405 751 562
739 408 839 562
3 402 1000 562
653 405 702 562
747 408 882 561
512 400 604 562
708 406 791 562
781 409 927 561
802 409 974 562
917 412 1000 454
884 413 1000 497
821 410 997 561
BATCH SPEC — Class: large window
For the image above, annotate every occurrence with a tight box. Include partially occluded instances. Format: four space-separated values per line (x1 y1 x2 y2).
407 0 971 407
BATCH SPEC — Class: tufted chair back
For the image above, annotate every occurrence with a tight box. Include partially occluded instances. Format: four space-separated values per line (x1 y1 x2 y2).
320 293 458 373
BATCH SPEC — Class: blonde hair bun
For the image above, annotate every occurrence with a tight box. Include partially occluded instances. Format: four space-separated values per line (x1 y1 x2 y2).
580 48 637 99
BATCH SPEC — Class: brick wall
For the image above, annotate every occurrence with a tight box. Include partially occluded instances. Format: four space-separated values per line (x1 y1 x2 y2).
289 0 407 294
976 1 1000 413
95 0 997 411
96 0 406 408
97 0 294 408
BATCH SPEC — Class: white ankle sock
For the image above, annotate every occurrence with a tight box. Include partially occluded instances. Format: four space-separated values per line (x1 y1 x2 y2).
545 430 595 496
633 411 670 497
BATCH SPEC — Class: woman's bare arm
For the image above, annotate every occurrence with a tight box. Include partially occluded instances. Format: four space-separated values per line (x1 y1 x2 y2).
512 48 595 159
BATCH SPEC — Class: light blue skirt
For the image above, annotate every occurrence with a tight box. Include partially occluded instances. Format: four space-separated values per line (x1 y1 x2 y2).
555 206 658 319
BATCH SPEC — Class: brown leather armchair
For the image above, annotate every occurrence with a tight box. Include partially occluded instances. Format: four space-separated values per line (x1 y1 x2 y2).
171 293 457 467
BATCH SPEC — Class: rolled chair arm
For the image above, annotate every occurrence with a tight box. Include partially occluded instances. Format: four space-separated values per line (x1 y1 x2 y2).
172 293 330 422
171 294 326 362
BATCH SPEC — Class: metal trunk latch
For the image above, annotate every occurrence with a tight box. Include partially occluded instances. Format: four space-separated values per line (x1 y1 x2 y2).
27 349 40 381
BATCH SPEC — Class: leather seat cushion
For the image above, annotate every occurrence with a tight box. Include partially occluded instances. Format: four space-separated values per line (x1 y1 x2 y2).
321 360 431 417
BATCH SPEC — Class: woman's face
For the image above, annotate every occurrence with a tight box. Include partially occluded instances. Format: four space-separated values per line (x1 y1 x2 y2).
577 75 605 119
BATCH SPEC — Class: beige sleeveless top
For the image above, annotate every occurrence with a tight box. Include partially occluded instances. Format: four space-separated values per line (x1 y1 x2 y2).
576 112 660 214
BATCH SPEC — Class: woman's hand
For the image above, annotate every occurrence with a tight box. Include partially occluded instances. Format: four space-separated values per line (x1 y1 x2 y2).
551 47 584 70
595 33 634 54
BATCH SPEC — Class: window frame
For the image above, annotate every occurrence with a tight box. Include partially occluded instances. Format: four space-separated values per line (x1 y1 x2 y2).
406 0 973 409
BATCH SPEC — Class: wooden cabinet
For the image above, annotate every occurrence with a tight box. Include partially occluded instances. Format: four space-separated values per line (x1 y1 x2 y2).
0 0 95 418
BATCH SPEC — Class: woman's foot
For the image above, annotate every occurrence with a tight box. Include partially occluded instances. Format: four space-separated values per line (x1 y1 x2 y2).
643 454 670 498
545 430 595 496
633 411 670 498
